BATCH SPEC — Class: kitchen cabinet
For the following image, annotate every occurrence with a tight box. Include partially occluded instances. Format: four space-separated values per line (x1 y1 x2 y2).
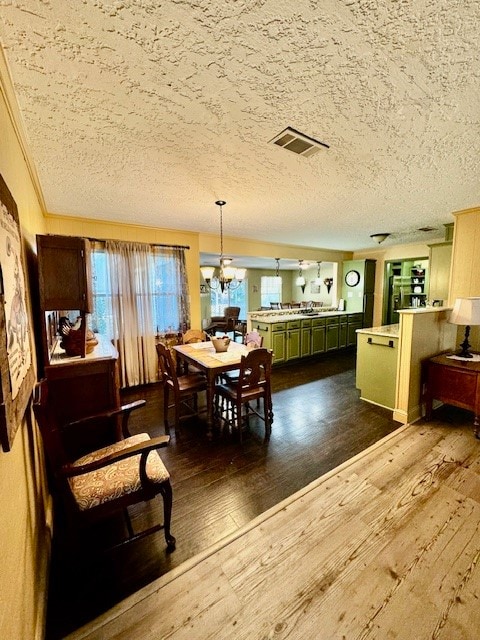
428 241 452 303
251 311 361 363
255 321 286 363
286 320 301 361
311 317 326 355
325 316 339 352
347 313 363 347
272 329 286 363
300 319 312 357
339 318 347 349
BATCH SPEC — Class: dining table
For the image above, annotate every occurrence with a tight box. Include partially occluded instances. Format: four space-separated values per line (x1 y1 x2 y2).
173 340 249 438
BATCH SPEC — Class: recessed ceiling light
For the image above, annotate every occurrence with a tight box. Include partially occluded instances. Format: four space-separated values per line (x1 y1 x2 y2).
417 226 437 232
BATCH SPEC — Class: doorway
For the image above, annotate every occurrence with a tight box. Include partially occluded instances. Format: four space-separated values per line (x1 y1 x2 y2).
382 257 429 325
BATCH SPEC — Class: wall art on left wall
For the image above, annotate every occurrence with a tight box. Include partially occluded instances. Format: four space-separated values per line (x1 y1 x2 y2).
0 173 35 451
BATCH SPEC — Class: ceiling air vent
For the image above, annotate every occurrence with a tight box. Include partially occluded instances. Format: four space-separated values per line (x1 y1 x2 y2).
269 127 329 158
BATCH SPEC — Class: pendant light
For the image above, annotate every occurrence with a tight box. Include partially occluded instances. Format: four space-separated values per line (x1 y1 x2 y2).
314 261 322 286
200 201 246 292
296 260 306 292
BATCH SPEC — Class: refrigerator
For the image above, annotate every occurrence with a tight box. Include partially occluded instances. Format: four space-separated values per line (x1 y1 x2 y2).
386 275 410 325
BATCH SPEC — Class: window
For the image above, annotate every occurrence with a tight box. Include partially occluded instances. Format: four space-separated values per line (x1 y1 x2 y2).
261 276 282 308
210 280 247 319
90 242 189 336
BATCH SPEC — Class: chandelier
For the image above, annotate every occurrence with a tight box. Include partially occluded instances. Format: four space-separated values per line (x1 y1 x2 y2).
200 200 246 292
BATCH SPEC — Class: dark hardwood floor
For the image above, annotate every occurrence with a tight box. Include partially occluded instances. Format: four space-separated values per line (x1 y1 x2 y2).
45 350 401 639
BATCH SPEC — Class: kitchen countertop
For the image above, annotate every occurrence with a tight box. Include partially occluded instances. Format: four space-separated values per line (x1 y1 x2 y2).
248 309 350 323
356 323 400 338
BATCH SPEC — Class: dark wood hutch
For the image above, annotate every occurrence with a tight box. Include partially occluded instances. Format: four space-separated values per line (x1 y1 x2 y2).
37 234 120 455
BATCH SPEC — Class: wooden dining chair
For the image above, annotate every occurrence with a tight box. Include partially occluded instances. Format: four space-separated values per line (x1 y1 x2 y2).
219 331 264 386
156 342 207 433
182 329 207 344
33 379 176 552
215 348 273 443
181 329 208 374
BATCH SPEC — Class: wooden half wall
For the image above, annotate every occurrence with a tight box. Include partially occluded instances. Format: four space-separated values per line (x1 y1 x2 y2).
394 308 456 425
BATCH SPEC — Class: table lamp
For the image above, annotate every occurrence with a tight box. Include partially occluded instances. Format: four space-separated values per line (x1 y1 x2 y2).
449 297 480 358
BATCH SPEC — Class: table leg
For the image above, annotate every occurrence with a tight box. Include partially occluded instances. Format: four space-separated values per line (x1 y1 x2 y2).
206 370 216 440
474 415 480 439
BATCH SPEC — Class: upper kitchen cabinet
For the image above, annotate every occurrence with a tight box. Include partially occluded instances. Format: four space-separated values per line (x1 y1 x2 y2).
341 259 376 327
37 234 93 312
450 207 480 303
428 224 453 304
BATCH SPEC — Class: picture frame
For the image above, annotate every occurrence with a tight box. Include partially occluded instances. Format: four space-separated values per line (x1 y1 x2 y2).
0 174 35 452
310 281 321 294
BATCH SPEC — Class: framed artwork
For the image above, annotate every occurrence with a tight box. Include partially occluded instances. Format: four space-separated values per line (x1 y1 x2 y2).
0 174 35 452
310 280 321 294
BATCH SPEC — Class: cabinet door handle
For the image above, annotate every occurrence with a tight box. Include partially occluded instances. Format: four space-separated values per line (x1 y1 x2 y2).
367 337 395 348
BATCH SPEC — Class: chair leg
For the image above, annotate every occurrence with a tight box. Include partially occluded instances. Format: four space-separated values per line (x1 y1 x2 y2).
236 401 243 444
264 393 273 442
163 385 170 434
174 397 181 431
159 480 176 551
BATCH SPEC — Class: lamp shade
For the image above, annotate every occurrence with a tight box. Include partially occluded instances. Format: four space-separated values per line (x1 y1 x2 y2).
200 266 215 281
449 297 480 326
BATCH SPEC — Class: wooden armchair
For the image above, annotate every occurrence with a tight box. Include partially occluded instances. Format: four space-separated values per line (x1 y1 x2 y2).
33 379 176 551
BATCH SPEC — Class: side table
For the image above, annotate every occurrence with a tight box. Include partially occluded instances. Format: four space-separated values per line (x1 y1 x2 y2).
424 353 480 438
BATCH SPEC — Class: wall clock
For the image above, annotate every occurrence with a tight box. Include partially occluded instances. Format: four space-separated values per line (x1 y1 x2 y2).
345 269 361 287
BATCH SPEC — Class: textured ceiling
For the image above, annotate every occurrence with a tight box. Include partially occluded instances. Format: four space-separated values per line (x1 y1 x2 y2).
1 0 479 251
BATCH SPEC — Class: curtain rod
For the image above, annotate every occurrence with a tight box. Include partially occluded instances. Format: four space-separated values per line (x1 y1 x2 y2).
86 236 190 250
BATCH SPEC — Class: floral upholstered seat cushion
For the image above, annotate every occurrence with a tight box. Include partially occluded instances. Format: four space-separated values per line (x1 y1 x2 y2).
68 433 170 511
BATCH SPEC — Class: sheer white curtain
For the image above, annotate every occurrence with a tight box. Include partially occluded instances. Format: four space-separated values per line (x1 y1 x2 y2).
105 240 158 387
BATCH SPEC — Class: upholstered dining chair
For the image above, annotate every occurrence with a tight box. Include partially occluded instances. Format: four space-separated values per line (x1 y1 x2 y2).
215 348 273 444
156 342 207 433
33 379 176 552
244 331 264 348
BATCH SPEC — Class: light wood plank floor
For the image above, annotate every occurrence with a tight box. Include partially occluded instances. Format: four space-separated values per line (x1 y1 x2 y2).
66 414 480 640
